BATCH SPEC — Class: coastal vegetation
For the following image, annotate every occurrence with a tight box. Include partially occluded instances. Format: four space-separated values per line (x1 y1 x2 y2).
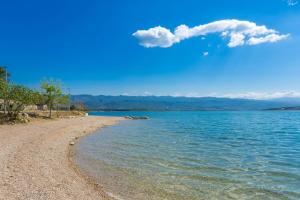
0 67 10 80
0 67 75 123
0 82 41 120
41 79 69 118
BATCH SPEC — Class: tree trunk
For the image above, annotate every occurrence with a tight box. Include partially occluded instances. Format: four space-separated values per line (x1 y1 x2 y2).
49 106 52 118
3 99 6 115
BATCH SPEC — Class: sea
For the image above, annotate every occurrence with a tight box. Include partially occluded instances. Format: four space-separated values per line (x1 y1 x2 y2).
74 111 300 200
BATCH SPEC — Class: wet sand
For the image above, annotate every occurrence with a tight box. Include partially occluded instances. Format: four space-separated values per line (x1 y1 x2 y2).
0 116 123 200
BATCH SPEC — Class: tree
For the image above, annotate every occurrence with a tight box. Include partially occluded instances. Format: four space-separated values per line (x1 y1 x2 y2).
0 79 6 95
2 83 42 119
0 79 7 112
41 80 63 118
71 101 86 111
57 94 70 107
0 66 10 81
0 67 10 114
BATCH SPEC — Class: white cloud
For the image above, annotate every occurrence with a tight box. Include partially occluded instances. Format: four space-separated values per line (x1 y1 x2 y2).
228 32 245 47
168 91 300 100
122 91 300 100
133 19 289 48
143 91 153 96
248 33 289 45
286 0 298 6
213 91 300 100
132 26 178 48
203 51 209 56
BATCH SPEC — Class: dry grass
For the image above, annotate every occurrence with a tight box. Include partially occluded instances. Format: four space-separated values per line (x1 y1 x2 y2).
0 110 87 124
29 110 87 118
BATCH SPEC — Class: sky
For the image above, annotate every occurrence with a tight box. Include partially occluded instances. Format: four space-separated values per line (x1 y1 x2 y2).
1 0 300 99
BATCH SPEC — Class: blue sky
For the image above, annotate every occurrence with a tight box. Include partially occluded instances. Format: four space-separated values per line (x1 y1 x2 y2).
1 0 300 99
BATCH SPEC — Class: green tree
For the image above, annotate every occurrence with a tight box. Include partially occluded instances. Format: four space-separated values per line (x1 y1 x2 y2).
0 79 7 111
3 84 41 119
57 94 70 107
0 66 10 81
41 80 63 118
71 101 86 111
0 67 10 114
0 79 9 114
0 79 6 95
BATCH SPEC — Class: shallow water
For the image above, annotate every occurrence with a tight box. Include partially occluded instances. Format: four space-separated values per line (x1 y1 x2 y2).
75 111 300 200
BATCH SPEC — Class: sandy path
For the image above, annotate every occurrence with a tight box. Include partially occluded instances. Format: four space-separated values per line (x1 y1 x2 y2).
0 116 123 200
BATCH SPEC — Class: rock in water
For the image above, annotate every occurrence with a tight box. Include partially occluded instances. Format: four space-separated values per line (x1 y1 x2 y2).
125 116 149 120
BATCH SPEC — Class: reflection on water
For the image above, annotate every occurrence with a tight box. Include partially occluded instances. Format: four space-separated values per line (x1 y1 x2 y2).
75 111 300 200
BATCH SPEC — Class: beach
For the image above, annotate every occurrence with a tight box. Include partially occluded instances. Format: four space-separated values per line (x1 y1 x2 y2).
1 112 300 200
0 116 123 200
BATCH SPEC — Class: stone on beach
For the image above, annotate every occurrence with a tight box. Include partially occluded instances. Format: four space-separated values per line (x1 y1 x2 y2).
0 116 123 200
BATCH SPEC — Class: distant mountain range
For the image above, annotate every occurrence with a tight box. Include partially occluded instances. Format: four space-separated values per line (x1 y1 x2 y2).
264 106 300 111
71 95 300 111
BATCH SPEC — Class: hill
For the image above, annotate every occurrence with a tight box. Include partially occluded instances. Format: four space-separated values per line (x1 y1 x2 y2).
264 106 300 111
71 95 300 111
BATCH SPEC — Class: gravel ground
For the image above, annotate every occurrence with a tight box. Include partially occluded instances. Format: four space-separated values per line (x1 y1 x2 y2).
0 116 123 200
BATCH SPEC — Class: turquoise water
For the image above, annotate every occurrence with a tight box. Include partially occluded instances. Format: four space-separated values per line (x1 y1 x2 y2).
75 111 300 200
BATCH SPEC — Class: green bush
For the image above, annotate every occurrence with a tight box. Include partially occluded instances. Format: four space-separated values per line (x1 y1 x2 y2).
3 83 42 120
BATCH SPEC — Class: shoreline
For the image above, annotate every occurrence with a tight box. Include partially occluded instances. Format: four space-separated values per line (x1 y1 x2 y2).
0 116 124 200
67 121 125 200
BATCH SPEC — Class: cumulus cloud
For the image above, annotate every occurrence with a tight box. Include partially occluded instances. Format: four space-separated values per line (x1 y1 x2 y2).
286 0 298 6
133 19 289 48
248 33 289 45
203 52 209 56
228 32 245 47
132 26 178 48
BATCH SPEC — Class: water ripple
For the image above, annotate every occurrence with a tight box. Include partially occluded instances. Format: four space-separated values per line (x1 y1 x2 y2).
75 111 300 200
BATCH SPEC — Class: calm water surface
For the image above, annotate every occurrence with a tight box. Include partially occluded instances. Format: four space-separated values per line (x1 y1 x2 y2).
75 111 300 200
